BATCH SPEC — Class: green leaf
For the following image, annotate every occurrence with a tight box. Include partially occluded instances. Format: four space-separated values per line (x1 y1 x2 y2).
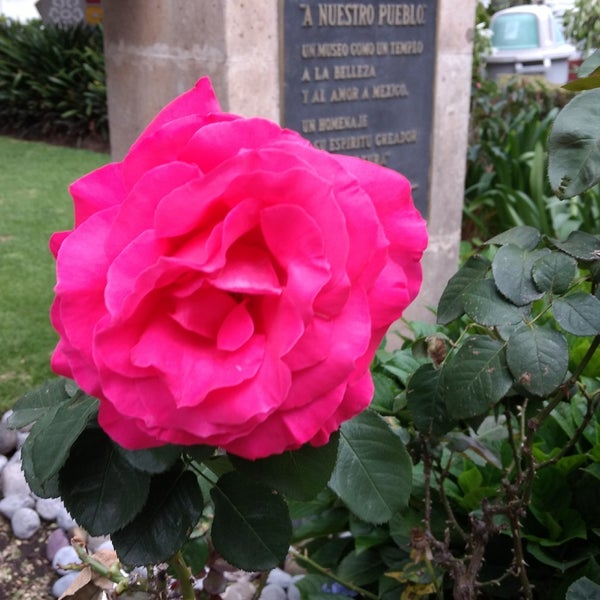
116 445 182 474
371 371 401 414
554 293 600 336
436 255 491 324
229 434 339 501
20 393 98 497
111 467 203 566
563 76 600 92
492 245 548 305
506 325 569 396
210 471 291 571
567 576 600 600
336 548 385 587
444 336 513 420
60 429 151 536
406 364 454 436
329 410 412 524
349 515 390 553
462 279 525 326
291 507 349 543
486 225 542 250
7 378 70 429
532 251 578 294
548 88 600 198
549 231 600 262
184 445 216 463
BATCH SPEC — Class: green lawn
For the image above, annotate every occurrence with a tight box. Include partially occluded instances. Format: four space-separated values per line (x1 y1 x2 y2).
0 137 109 414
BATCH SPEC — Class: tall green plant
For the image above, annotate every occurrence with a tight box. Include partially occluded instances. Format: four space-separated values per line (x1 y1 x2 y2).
0 18 107 141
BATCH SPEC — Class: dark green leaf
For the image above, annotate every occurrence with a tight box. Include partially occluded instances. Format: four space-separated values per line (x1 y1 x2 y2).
532 251 578 294
554 293 600 336
295 574 353 600
371 371 401 414
406 364 454 436
566 577 600 600
548 88 600 198
379 348 423 385
329 410 412 524
486 226 541 250
462 279 525 326
506 325 569 396
112 468 203 566
444 336 512 419
20 393 98 497
436 255 491 324
229 434 339 501
7 378 70 429
336 548 385 587
291 507 349 543
549 231 600 261
210 471 291 571
116 445 182 474
184 445 216 463
349 515 390 553
60 429 151 536
492 245 548 305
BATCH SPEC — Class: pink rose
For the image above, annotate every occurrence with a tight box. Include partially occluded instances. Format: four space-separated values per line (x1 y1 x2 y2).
50 78 427 459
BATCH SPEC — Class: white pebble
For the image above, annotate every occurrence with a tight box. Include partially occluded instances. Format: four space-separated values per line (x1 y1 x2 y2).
52 572 80 598
267 568 293 588
222 580 256 600
52 545 82 575
0 493 35 519
56 505 78 531
287 582 301 600
259 584 287 600
35 497 63 521
11 507 41 539
1 461 30 496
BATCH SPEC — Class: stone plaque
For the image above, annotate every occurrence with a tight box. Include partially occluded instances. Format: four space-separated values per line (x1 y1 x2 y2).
281 1 438 216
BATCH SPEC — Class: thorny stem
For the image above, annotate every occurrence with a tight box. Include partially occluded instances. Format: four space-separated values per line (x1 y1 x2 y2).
290 548 379 600
169 551 195 600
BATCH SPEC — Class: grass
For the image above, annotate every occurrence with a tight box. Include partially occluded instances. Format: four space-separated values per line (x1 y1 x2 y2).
0 136 108 414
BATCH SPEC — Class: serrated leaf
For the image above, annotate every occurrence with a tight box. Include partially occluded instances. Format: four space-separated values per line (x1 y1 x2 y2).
7 378 71 429
462 279 524 326
436 255 491 324
210 471 291 571
492 245 548 305
506 325 569 396
566 576 600 600
554 293 600 335
444 336 512 419
549 230 600 261
112 468 203 566
532 251 578 294
116 445 182 474
336 548 385 587
329 410 412 524
486 226 542 250
406 364 454 436
229 434 339 501
60 429 151 536
548 88 600 197
371 371 401 414
21 394 98 496
290 507 349 543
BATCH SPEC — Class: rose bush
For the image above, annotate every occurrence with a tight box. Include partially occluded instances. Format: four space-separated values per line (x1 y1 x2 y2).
49 77 427 459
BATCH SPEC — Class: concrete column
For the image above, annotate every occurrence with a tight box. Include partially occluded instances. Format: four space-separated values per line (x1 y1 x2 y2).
102 0 476 329
400 0 477 328
102 0 279 160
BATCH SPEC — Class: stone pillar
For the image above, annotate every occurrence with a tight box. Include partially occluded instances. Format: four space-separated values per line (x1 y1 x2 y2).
102 0 279 160
103 0 476 328
400 0 477 328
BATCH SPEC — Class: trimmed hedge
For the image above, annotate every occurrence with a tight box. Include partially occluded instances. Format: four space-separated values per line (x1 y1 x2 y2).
0 18 107 143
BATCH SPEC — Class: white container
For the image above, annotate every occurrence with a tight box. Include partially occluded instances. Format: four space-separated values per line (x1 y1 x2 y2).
485 5 576 84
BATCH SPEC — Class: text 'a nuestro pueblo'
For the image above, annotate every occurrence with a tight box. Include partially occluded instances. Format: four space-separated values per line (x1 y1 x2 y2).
300 3 427 27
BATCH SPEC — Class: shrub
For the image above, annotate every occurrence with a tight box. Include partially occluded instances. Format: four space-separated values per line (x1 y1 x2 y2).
464 77 600 241
0 18 107 143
